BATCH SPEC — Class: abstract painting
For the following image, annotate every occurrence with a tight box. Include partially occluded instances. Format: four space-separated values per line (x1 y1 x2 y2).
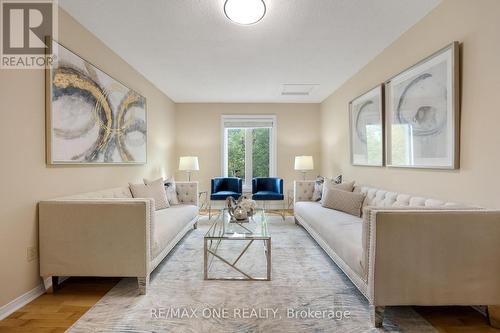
385 42 460 169
349 85 384 166
46 39 147 164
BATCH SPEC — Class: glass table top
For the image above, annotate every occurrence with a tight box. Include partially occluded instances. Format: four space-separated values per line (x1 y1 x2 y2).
205 208 269 240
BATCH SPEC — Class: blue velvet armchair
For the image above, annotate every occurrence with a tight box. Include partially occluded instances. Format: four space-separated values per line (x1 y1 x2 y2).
209 177 243 219
252 177 285 219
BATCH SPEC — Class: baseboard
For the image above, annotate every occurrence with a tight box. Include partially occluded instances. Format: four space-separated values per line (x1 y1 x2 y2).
0 276 69 320
0 282 45 320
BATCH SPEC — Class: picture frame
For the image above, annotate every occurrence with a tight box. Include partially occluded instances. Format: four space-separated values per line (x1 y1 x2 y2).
349 84 385 166
385 42 460 169
45 37 147 165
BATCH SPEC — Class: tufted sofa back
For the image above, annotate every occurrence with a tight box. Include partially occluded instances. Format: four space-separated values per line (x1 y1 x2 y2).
355 186 469 208
58 187 133 200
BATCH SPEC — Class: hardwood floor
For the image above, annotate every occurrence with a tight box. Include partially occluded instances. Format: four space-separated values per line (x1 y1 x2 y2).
415 306 499 333
1 277 497 332
0 277 119 333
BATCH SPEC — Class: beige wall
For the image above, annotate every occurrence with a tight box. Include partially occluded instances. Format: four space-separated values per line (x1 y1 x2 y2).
320 0 500 208
175 103 321 195
0 9 176 308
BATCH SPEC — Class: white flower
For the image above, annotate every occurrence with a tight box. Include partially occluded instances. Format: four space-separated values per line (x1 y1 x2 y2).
239 198 257 212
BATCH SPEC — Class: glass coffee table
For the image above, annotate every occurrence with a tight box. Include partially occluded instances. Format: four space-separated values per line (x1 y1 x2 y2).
204 208 271 281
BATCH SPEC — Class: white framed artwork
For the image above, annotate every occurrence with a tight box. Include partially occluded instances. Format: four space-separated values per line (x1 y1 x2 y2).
349 85 384 166
385 42 460 169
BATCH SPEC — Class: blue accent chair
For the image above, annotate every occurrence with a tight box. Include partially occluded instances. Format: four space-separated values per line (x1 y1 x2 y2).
209 177 243 219
252 177 285 220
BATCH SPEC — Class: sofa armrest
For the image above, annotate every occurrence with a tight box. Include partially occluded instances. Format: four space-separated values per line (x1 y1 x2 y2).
176 181 199 206
360 205 481 275
294 180 315 203
365 209 500 306
39 198 154 278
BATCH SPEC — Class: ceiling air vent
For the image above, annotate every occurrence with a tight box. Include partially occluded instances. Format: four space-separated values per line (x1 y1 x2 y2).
281 84 319 96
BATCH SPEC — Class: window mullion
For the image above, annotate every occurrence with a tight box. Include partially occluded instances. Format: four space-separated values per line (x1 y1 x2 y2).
245 128 253 189
268 128 272 177
223 128 228 177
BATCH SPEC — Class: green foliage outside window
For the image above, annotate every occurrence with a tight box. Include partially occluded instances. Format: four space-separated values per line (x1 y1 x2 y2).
227 128 270 180
227 129 245 178
252 128 270 177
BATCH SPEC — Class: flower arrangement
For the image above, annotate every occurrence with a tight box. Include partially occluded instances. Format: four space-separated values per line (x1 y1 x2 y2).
239 194 257 216
226 195 257 221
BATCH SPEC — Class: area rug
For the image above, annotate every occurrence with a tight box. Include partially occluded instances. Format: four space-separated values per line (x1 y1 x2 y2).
68 216 437 332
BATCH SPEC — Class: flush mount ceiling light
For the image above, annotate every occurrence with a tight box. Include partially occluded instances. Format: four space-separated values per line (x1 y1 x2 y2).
224 0 266 25
281 84 319 96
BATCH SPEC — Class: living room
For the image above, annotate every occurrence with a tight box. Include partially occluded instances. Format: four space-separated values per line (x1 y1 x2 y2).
0 0 499 332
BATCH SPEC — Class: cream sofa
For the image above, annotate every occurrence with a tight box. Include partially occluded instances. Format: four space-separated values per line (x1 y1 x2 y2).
39 181 199 295
294 180 500 328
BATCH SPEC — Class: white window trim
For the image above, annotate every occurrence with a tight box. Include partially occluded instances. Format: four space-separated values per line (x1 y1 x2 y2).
221 115 277 191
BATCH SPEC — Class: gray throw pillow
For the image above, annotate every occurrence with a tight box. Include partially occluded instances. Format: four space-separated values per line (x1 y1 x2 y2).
321 188 366 217
320 179 354 204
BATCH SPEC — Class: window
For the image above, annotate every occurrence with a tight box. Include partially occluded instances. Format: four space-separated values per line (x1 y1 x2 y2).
222 115 276 190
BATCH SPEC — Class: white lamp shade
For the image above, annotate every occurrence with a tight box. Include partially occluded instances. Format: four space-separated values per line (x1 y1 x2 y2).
179 156 199 171
294 156 314 171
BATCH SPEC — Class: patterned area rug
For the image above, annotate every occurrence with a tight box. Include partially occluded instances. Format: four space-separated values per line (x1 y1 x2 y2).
68 216 437 332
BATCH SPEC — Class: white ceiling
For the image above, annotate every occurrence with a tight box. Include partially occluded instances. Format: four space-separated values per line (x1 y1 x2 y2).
60 0 440 103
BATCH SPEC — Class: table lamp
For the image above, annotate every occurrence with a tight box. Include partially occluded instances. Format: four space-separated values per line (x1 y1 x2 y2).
294 156 313 180
179 156 199 181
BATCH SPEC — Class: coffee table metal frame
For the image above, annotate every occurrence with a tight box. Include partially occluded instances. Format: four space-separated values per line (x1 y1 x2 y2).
203 208 271 281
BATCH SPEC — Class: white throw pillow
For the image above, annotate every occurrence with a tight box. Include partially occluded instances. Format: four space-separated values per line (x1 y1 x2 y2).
129 178 169 210
145 177 180 205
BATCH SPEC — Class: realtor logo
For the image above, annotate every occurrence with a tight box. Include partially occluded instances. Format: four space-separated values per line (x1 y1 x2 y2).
1 0 57 68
